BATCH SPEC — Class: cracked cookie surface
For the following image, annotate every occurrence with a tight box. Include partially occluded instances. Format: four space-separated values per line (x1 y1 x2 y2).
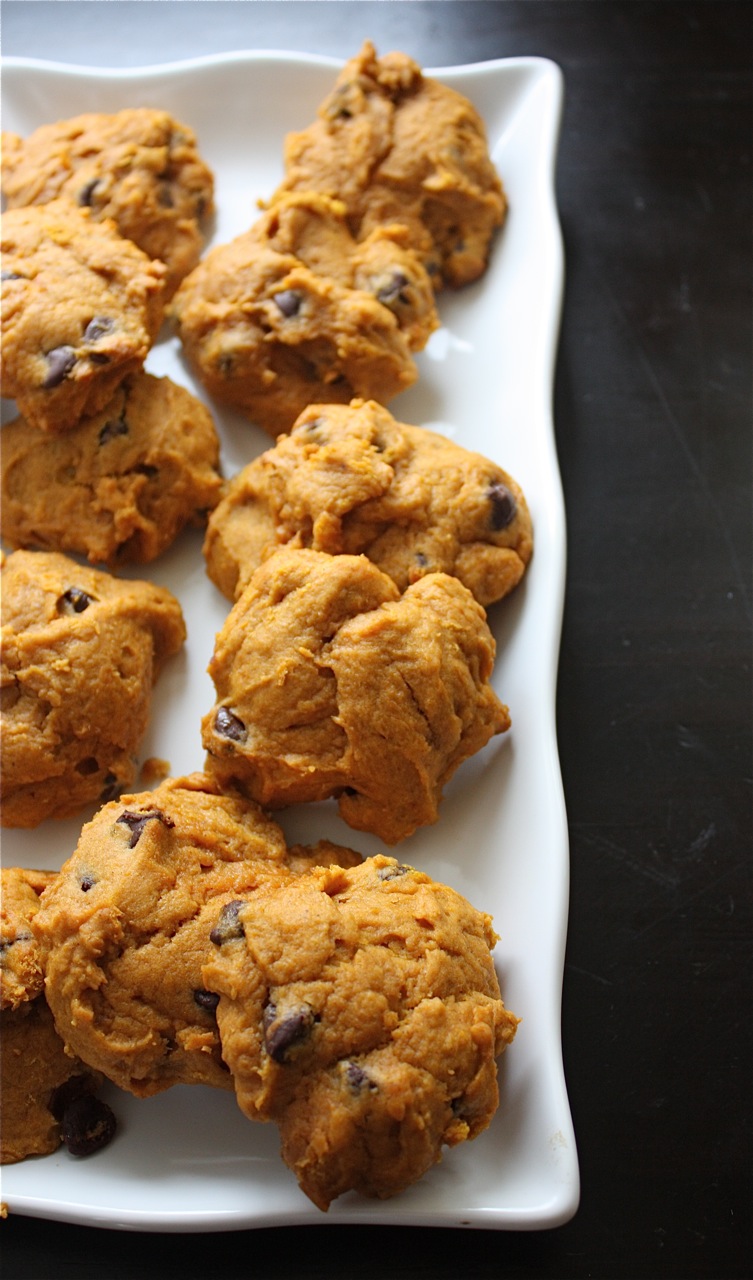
202 546 510 845
1 199 166 433
1 549 185 827
2 108 214 299
203 398 532 606
32 773 361 1097
202 854 518 1209
275 41 506 288
171 191 437 437
1 372 223 566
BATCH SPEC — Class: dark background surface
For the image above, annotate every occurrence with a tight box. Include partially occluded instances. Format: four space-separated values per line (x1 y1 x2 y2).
1 2 750 1277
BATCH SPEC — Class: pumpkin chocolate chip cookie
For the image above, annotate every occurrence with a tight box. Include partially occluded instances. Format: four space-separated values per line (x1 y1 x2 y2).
1 372 223 566
33 772 361 1097
275 41 507 288
1 108 214 299
203 398 532 606
1 866 114 1164
202 546 510 845
202 854 519 1209
1 199 166 433
0 549 186 827
171 190 437 437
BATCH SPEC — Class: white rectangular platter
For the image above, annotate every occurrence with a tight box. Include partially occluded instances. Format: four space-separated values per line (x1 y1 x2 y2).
0 48 577 1232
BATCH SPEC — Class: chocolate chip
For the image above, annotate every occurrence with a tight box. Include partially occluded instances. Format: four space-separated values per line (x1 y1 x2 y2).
43 346 77 389
488 481 517 530
263 1002 316 1063
214 707 247 742
80 874 96 892
48 1073 98 1122
83 316 115 344
415 552 428 567
60 1094 117 1156
134 464 158 479
157 183 175 208
58 586 96 615
99 772 120 803
209 900 246 946
78 179 101 208
116 808 175 848
273 289 302 318
193 988 220 1014
375 271 409 307
99 414 129 445
343 1061 378 1093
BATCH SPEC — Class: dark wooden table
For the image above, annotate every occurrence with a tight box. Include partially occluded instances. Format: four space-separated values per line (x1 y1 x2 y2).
1 3 750 1277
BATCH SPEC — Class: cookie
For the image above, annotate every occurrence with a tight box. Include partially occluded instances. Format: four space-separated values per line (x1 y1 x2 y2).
1 549 186 827
171 190 438 437
1 108 214 299
1 372 223 566
202 547 510 845
276 41 506 288
33 772 361 1097
1 866 112 1165
202 854 518 1209
203 398 533 606
1 199 166 433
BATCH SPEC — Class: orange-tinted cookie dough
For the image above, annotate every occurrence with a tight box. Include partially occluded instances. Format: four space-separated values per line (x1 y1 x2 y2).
1 550 186 827
1 199 166 433
2 108 214 298
203 398 532 606
276 41 506 288
202 854 518 1209
202 547 509 845
1 372 223 566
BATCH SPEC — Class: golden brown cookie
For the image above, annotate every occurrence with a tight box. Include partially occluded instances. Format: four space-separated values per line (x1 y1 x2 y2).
1 372 223 566
202 547 510 845
202 854 518 1210
203 398 533 606
276 41 506 288
1 109 214 299
33 772 361 1097
171 190 438 437
1 199 166 433
1 549 186 827
1 866 113 1165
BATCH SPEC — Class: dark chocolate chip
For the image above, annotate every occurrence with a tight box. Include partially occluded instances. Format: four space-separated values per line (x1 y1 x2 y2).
80 874 96 892
214 707 247 743
415 552 429 567
43 346 77 389
99 414 129 446
193 988 220 1014
209 900 246 946
48 1073 98 1122
99 772 120 803
116 808 175 848
60 1094 117 1156
343 1061 378 1093
78 179 101 208
272 289 302 318
263 1002 316 1063
134 464 158 479
58 586 96 615
375 271 409 306
83 316 115 344
488 481 517 530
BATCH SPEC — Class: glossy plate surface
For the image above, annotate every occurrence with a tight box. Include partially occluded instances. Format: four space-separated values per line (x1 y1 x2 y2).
0 49 577 1231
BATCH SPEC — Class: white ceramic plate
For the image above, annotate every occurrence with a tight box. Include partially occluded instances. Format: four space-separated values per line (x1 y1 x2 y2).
0 49 577 1232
